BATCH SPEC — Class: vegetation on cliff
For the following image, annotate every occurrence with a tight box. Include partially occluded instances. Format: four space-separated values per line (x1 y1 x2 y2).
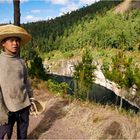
21 0 140 100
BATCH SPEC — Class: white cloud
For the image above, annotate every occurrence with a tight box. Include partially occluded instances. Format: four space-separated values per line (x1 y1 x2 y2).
20 0 29 4
0 18 11 24
0 0 29 4
31 9 41 14
58 0 100 16
59 3 79 15
79 0 100 5
0 0 12 4
0 0 4 3
45 0 69 5
23 15 43 23
25 15 34 20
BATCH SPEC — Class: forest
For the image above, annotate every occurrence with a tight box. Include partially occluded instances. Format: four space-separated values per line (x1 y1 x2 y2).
20 0 140 100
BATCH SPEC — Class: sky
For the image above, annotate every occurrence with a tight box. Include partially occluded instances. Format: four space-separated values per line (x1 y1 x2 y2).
0 0 100 24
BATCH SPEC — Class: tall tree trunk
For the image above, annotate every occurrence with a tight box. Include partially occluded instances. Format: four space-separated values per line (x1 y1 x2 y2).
13 0 20 56
13 0 20 26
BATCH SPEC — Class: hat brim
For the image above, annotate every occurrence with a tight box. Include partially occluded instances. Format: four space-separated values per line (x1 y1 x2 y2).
0 33 31 46
0 24 32 47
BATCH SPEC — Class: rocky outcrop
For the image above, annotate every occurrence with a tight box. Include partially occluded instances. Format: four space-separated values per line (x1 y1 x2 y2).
44 58 80 76
94 64 140 109
44 59 140 109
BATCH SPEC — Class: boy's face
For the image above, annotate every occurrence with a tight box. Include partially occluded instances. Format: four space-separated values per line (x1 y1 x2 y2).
1 37 21 55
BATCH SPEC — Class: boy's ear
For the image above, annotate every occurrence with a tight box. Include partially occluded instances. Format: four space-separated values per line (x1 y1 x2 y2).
0 42 2 47
0 42 5 51
0 42 3 48
0 40 5 47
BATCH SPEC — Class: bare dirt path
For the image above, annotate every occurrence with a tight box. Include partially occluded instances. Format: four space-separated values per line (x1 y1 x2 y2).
28 97 90 139
11 90 140 139
114 0 140 14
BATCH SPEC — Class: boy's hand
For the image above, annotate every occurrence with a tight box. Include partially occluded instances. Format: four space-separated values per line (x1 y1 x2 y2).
29 98 44 117
29 98 38 117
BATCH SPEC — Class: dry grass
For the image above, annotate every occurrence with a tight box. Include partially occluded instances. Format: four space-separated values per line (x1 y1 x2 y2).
61 99 140 139
27 79 140 139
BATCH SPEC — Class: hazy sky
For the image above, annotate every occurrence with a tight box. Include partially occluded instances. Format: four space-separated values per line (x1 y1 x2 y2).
0 0 100 24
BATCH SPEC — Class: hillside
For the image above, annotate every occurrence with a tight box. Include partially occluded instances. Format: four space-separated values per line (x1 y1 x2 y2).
21 0 140 109
20 0 140 63
21 0 140 56
22 0 122 53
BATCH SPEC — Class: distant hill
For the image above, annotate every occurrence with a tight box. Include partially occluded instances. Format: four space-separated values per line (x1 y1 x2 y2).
22 0 122 52
22 0 139 56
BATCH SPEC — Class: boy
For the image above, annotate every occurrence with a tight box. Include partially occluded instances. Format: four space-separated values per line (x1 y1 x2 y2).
0 24 33 139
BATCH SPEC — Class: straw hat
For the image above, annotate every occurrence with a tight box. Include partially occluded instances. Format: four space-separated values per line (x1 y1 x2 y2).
0 24 31 45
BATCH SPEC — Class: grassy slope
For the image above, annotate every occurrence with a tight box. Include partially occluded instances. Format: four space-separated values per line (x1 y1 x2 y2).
44 9 140 69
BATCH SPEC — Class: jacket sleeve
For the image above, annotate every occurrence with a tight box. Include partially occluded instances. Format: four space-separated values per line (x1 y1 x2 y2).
22 59 33 99
0 88 9 125
25 74 33 98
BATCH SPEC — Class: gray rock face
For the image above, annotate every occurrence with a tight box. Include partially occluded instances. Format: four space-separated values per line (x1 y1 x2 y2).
44 59 139 109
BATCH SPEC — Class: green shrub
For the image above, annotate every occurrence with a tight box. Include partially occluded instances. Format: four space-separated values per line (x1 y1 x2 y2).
21 44 47 80
73 48 96 100
47 79 69 95
102 50 140 89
